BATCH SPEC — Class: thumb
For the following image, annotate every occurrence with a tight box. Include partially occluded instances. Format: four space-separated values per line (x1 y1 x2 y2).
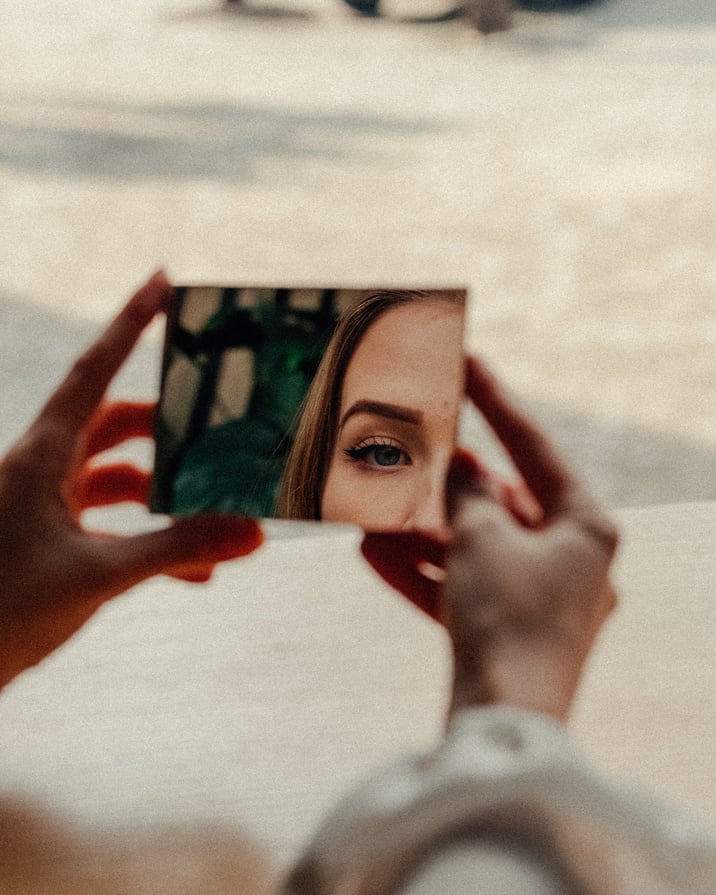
98 515 263 591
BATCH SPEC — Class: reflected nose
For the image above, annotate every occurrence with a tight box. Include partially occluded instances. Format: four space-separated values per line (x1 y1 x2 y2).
402 476 451 542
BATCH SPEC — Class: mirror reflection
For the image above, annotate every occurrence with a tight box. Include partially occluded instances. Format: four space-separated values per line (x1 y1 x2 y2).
151 285 466 530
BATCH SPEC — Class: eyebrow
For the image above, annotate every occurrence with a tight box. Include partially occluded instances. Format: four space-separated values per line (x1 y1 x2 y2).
339 400 423 430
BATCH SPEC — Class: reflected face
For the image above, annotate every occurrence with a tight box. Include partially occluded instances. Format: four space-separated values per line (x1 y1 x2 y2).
321 300 463 536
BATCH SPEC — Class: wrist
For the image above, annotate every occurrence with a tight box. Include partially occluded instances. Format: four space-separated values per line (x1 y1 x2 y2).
450 637 586 722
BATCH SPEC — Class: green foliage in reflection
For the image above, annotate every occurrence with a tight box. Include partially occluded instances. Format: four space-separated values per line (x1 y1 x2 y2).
171 296 334 517
173 418 284 518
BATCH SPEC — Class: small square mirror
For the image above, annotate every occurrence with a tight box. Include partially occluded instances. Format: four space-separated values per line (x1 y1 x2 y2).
152 284 466 532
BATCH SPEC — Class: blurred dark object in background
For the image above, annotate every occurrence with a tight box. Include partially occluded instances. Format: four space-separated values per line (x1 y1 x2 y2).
463 0 512 31
341 0 600 32
340 0 381 13
519 0 599 8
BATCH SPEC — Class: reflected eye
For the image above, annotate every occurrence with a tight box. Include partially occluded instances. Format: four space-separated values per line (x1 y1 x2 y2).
371 445 402 466
345 439 411 469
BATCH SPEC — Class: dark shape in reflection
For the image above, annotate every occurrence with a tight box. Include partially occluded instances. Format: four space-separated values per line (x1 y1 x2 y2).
153 286 343 518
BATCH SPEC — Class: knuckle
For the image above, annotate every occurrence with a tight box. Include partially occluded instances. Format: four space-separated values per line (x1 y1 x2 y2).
1 444 34 482
589 515 620 554
5 424 64 472
605 582 619 614
574 508 619 555
452 502 492 539
450 505 506 562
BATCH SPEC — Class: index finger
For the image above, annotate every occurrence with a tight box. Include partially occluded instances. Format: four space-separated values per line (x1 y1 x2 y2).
465 356 596 519
30 272 172 479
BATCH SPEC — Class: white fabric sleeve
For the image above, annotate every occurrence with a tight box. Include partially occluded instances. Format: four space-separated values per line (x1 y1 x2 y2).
283 706 716 895
393 835 572 895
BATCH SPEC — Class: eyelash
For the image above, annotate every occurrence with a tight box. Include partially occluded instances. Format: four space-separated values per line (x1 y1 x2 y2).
344 437 412 469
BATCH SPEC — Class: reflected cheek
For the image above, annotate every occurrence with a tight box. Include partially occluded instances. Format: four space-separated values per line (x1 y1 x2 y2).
320 462 411 530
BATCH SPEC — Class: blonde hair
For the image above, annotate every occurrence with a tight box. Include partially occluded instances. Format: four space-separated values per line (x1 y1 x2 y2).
275 289 465 520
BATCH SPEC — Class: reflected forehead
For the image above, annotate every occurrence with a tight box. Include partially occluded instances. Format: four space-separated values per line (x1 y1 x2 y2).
339 301 464 413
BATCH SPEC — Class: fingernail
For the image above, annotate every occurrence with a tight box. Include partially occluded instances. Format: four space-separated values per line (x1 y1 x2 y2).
136 270 173 314
153 270 176 310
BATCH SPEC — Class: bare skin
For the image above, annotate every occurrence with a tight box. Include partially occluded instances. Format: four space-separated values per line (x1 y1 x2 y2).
0 273 616 725
362 356 618 721
0 273 262 690
322 300 464 538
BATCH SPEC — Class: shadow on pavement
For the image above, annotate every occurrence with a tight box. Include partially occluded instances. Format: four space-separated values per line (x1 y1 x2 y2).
505 0 716 54
0 95 446 181
577 0 716 29
164 0 317 22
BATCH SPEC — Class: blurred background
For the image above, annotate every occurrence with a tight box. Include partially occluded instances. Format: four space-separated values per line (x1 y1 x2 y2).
1 0 714 508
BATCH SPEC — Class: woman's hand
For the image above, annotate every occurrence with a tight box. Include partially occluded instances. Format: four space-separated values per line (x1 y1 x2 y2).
362 356 618 721
0 273 262 690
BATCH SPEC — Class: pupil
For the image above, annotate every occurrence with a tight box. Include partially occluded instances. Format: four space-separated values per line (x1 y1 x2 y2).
374 445 400 466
